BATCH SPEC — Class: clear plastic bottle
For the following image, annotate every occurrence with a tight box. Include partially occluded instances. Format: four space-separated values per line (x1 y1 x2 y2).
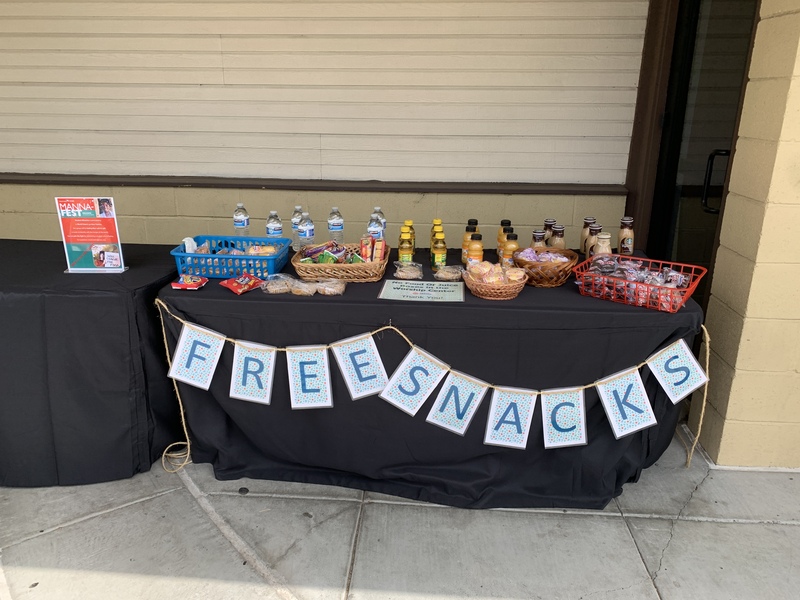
327 206 344 244
403 219 415 252
297 212 315 247
266 210 283 238
430 218 442 248
543 218 557 243
373 206 387 231
462 224 477 264
290 205 303 250
233 203 250 236
431 232 447 271
367 212 383 240
398 232 414 263
594 232 613 256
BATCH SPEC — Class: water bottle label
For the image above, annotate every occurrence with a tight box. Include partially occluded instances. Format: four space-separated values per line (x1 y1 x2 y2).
234 217 250 228
328 223 344 232
299 226 315 239
267 225 283 235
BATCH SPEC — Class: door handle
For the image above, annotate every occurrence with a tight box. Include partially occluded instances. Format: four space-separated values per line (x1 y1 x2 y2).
701 149 730 214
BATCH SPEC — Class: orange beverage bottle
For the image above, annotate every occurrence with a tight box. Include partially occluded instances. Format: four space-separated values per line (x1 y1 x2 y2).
467 233 484 268
461 224 477 264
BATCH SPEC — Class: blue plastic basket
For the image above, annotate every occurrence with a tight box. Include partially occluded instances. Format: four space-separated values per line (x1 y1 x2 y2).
170 235 291 279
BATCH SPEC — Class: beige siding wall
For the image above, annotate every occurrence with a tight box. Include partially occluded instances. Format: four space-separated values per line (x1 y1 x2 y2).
0 183 626 246
688 1 800 467
0 1 646 184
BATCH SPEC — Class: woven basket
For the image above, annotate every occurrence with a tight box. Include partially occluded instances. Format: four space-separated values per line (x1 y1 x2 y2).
292 243 390 282
463 272 526 301
513 248 579 288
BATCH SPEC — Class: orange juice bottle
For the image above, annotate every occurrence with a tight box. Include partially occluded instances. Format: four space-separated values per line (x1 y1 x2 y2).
467 233 484 267
496 220 512 254
502 233 520 268
497 226 513 262
461 224 477 264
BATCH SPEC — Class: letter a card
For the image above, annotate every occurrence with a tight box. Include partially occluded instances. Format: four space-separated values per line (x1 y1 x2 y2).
286 345 333 409
331 333 388 400
596 369 657 439
168 323 225 390
229 341 277 404
540 387 587 449
646 339 708 404
379 347 448 416
483 387 537 449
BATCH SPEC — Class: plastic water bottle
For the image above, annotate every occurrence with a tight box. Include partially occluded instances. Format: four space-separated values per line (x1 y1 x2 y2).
367 212 383 240
233 203 250 236
266 211 283 238
327 206 344 244
373 206 387 231
290 205 303 250
297 212 315 247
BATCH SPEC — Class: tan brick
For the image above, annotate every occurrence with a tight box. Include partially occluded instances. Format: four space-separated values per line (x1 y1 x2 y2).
781 76 800 142
709 245 755 316
704 294 745 368
145 216 210 244
572 195 627 231
718 193 766 262
753 202 799 263
175 187 241 219
736 317 800 371
768 139 800 204
688 399 726 464
714 420 800 467
117 216 148 244
728 137 779 202
725 370 800 423
0 212 62 240
504 194 574 227
746 263 800 318
737 78 791 142
748 12 800 80
111 186 176 217
761 0 800 18
435 193 510 227
702 350 736 420
0 185 68 213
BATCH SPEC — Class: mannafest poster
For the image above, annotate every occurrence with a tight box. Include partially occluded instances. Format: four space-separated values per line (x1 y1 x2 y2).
56 197 126 273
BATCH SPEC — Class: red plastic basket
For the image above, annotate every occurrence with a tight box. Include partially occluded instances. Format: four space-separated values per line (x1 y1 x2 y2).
573 256 707 313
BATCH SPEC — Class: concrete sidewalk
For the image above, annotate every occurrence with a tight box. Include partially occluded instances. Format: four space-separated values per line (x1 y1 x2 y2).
2 428 799 600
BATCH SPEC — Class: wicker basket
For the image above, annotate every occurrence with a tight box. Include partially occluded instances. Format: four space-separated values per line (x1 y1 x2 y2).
292 243 390 282
513 248 579 288
463 272 526 301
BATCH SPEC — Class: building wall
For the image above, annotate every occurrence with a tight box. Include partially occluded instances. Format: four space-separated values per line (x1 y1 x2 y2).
0 1 646 185
688 0 800 467
0 183 625 247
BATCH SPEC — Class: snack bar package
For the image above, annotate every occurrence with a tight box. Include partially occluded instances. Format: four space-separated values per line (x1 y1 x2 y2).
171 275 209 290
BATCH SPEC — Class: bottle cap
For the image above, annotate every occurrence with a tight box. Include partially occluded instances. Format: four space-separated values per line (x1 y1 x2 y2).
583 216 596 223
589 224 603 233
500 219 512 227
331 206 338 211
552 224 565 233
507 233 518 240
435 233 445 239
302 212 309 217
434 225 444 232
598 232 612 239
295 205 302 210
269 210 277 215
404 219 414 226
466 225 477 233
374 206 382 211
433 218 442 225
401 226 410 232
401 233 411 239
236 203 244 208
544 218 557 226
502 226 514 234
467 218 479 226
471 233 482 241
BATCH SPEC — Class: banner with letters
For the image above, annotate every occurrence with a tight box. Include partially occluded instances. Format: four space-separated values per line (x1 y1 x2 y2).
165 319 707 451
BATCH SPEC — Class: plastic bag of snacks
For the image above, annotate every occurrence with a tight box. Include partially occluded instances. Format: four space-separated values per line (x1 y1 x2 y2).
260 273 295 294
393 261 423 280
289 279 318 297
171 274 209 290
316 279 347 296
466 261 526 284
219 272 263 295
433 265 465 281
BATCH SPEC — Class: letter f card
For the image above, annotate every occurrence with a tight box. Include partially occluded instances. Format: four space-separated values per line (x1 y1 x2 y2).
168 323 225 390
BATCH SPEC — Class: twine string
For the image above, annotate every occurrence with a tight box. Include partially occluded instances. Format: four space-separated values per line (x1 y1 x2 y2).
684 323 711 468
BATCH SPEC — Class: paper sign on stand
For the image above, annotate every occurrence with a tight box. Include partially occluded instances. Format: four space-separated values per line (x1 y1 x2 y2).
56 197 125 273
168 323 226 391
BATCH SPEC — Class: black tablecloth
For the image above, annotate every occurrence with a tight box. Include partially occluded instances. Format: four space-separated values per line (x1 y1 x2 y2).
0 240 180 486
158 249 703 509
